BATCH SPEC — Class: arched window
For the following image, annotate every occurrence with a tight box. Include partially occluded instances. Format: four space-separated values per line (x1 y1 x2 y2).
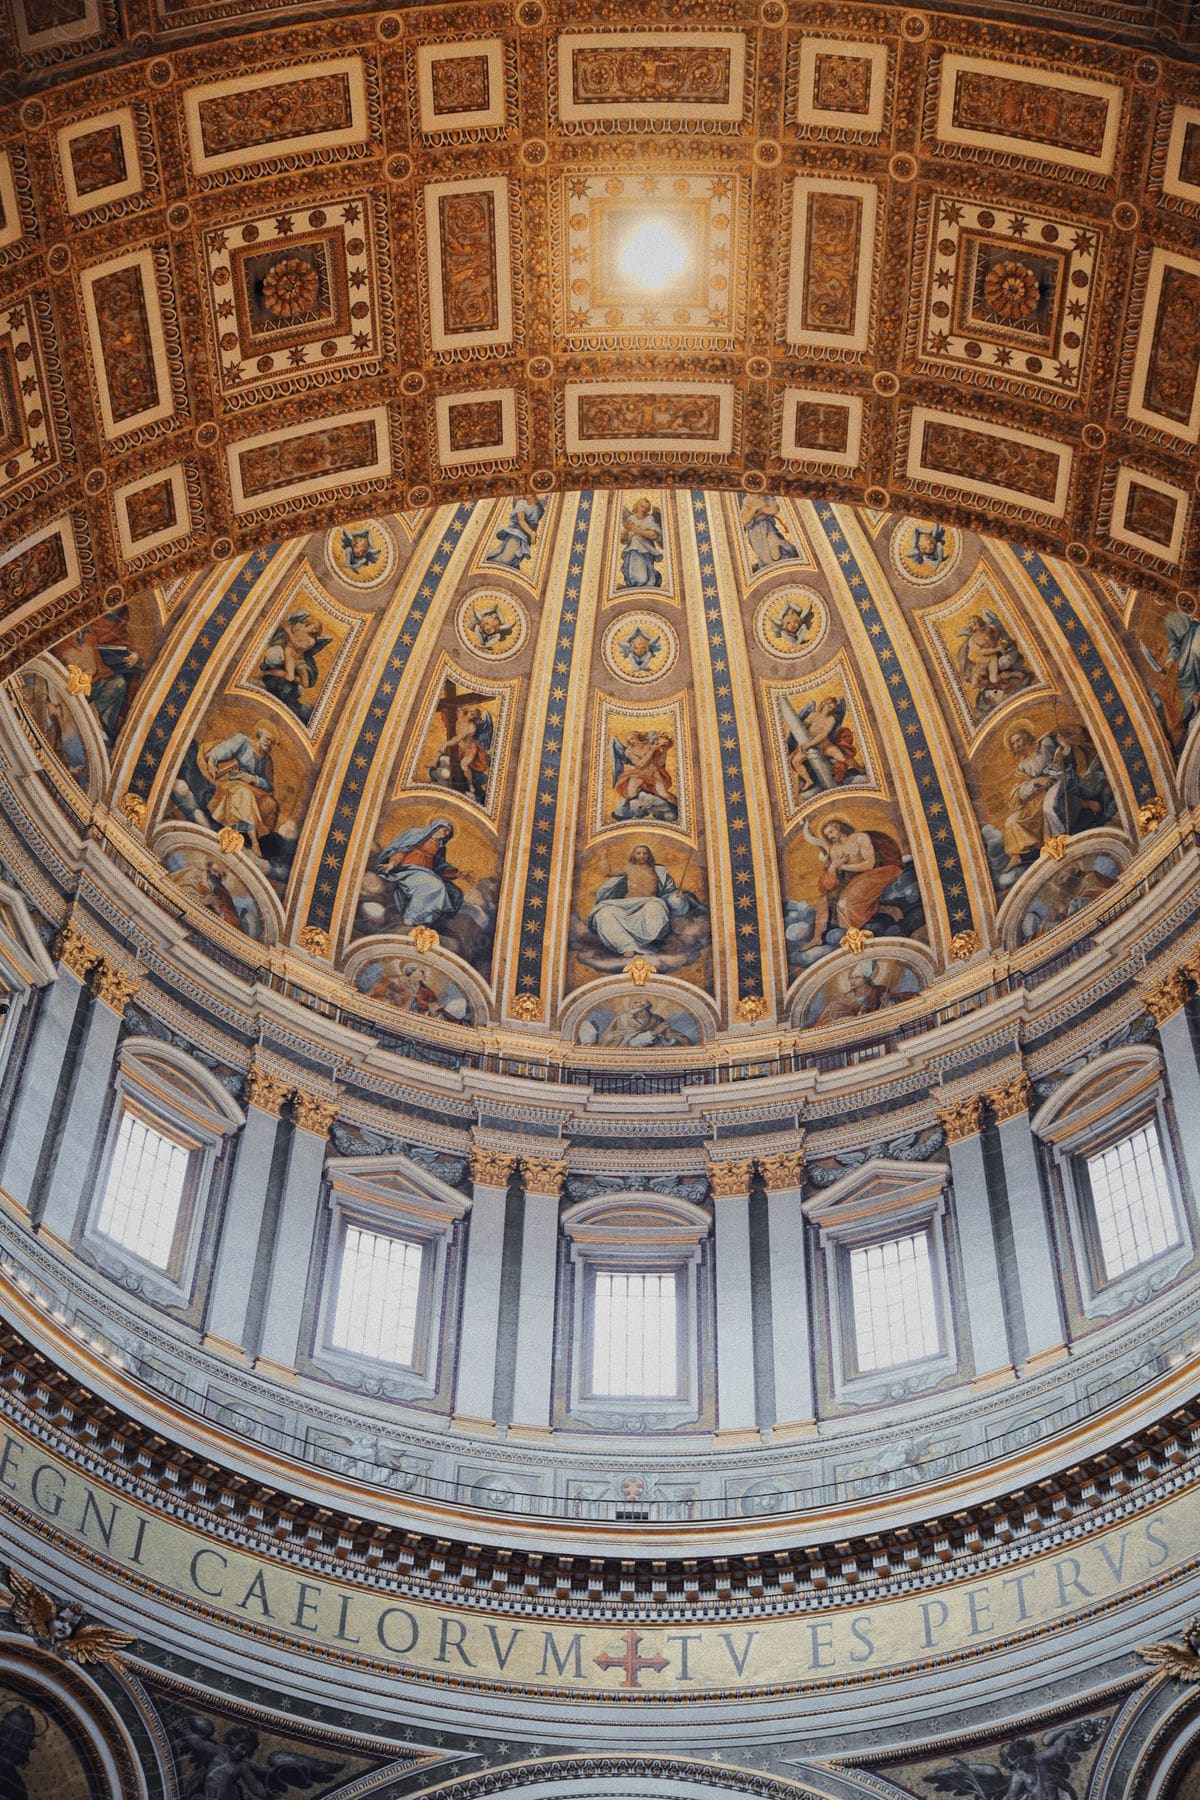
561 1194 710 1427
84 1039 242 1302
1032 1046 1194 1318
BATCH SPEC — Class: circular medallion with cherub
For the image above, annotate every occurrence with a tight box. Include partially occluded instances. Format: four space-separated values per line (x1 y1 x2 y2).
325 520 397 591
602 612 680 684
889 517 962 586
753 587 829 659
456 589 529 661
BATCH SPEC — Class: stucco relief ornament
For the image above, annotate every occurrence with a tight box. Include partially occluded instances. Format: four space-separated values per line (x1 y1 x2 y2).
410 925 440 954
1139 796 1169 835
951 929 981 961
64 664 92 698
840 927 874 955
511 992 542 1022
623 955 654 987
216 826 243 855
1040 834 1070 860
936 1095 984 1142
1137 1616 1200 1679
735 993 769 1023
1 1568 134 1666
118 790 146 829
298 924 329 957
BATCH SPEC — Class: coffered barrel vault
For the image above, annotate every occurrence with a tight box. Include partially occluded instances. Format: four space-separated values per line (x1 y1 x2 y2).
0 0 1198 671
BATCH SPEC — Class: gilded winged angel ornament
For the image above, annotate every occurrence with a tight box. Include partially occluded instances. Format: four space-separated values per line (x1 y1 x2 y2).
1137 1615 1200 1680
1 1567 134 1665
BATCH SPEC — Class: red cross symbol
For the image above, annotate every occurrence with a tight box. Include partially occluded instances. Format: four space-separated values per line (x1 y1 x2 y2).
592 1628 670 1688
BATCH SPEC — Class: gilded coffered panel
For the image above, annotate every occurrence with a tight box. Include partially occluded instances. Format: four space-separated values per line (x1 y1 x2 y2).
0 0 1195 665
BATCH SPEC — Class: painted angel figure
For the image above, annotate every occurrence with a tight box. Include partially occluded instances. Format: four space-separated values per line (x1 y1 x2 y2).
957 611 1033 716
485 496 545 569
780 692 864 793
339 526 382 574
467 601 518 653
258 610 332 724
172 1714 345 1800
616 624 663 675
906 520 948 569
740 494 799 569
433 706 493 806
611 729 677 820
619 497 664 589
769 596 815 651
923 1717 1105 1800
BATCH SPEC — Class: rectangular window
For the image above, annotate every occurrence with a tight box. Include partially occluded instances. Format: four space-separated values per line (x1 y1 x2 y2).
849 1230 940 1372
331 1226 424 1366
94 1111 190 1271
591 1270 679 1397
1086 1122 1180 1280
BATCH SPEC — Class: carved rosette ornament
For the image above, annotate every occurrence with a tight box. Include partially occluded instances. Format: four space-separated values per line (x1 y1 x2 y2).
936 1095 984 1143
292 1092 340 1137
707 1157 755 1198
1144 970 1190 1025
988 1072 1032 1123
758 1150 806 1192
950 929 981 961
55 923 98 980
521 1155 567 1196
1138 796 1169 836
470 1147 517 1188
92 962 141 1016
117 791 146 829
244 1066 291 1118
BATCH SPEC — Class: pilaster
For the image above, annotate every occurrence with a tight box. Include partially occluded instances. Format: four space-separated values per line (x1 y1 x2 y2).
256 1090 339 1375
452 1144 518 1433
937 1096 1013 1386
986 1071 1067 1368
709 1154 758 1440
204 1065 290 1355
760 1149 817 1438
508 1154 567 1440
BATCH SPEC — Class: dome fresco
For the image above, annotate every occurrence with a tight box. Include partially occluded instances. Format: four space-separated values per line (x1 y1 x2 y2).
9 490 1182 1049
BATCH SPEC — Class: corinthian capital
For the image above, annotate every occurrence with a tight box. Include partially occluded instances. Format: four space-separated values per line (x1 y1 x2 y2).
92 962 142 1016
520 1155 567 1196
470 1146 517 1188
707 1156 755 1198
987 1072 1032 1124
937 1095 984 1144
55 923 99 981
758 1149 806 1192
245 1066 291 1118
1144 970 1190 1025
293 1091 340 1137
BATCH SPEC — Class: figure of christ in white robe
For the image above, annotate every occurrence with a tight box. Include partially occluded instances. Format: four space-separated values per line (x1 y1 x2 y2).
588 844 701 960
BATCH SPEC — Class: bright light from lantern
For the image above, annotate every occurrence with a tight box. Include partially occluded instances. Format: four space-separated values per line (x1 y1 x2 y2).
616 216 691 292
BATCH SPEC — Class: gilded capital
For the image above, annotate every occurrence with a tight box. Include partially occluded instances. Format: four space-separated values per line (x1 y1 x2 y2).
988 1072 1032 1124
1144 970 1190 1025
55 923 99 981
117 791 146 829
707 1157 755 1198
245 1066 291 1118
937 1095 984 1143
520 1154 567 1196
758 1150 806 1192
292 1091 340 1137
470 1146 517 1188
92 962 141 1016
